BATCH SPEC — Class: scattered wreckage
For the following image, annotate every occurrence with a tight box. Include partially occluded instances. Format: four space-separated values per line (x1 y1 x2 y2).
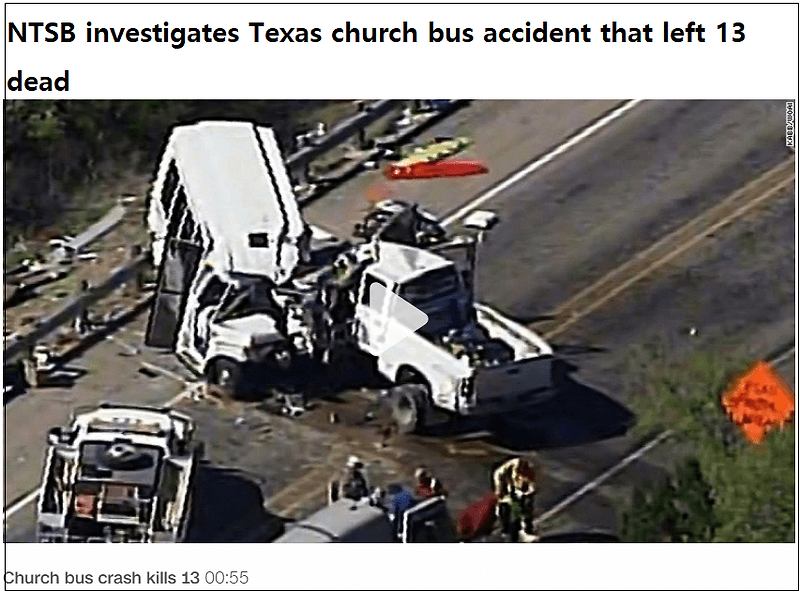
144 120 555 434
36 403 201 542
353 199 446 246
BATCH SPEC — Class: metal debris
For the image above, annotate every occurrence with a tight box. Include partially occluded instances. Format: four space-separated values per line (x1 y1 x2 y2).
279 393 307 418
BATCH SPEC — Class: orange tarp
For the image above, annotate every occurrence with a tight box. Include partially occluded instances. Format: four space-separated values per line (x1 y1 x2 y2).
721 361 795 444
384 160 489 180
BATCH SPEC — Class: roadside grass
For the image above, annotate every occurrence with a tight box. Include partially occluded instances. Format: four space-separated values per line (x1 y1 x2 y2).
5 246 35 271
624 344 748 440
4 101 356 267
621 344 795 542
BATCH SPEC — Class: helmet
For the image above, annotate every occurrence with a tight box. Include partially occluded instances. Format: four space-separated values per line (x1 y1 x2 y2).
347 455 363 469
415 467 430 482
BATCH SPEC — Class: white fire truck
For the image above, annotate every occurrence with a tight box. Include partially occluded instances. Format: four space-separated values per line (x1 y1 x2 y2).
36 404 201 542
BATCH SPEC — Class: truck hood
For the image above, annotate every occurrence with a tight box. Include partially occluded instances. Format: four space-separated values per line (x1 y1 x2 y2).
214 313 282 346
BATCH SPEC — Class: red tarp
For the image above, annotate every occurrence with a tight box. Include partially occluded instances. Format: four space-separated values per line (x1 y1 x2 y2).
457 492 497 540
384 159 489 180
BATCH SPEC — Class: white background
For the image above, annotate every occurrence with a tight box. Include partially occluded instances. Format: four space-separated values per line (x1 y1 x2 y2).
4 2 799 591
4 3 799 98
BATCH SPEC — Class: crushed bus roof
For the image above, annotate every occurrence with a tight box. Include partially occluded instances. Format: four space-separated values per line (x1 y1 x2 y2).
152 121 307 284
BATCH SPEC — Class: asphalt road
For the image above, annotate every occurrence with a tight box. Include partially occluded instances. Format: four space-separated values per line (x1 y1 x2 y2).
5 100 621 540
304 98 794 535
4 99 794 542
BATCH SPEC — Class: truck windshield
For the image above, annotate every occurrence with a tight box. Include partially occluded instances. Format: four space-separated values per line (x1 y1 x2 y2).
217 281 280 321
397 267 470 338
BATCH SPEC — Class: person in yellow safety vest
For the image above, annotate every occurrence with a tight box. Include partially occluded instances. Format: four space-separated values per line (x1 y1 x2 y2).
493 457 537 542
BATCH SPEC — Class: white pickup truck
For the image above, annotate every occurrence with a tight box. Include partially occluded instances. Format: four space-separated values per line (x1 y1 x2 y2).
350 237 554 432
145 121 555 433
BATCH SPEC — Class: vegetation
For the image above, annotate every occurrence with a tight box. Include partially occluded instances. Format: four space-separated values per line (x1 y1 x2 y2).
4 100 348 249
621 349 795 542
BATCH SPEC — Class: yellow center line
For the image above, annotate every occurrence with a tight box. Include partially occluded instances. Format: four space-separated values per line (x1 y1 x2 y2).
540 160 795 340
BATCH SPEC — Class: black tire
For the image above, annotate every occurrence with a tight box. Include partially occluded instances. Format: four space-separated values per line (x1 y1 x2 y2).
208 357 242 399
191 440 206 461
272 347 293 372
391 384 428 435
552 359 570 390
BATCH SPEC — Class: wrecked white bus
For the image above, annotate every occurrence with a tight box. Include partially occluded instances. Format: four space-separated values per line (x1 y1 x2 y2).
145 121 556 434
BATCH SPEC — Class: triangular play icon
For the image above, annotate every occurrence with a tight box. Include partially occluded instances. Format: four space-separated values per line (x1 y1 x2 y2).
365 282 429 355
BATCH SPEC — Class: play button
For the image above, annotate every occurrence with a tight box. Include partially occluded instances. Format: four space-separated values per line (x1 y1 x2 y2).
364 282 428 355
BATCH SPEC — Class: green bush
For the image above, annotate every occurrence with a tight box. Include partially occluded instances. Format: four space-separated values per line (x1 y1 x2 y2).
4 100 345 245
622 349 795 543
622 457 717 542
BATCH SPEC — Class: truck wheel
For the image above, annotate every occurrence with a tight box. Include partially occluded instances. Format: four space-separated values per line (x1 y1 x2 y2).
272 348 293 372
208 358 241 399
391 384 428 435
191 440 206 461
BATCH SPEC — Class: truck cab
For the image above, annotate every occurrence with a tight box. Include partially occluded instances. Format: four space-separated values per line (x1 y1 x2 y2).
172 263 287 388
145 121 313 389
352 240 555 433
37 404 201 543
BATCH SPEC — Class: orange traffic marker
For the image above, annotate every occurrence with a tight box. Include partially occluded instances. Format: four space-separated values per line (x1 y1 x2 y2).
365 182 396 203
721 361 795 444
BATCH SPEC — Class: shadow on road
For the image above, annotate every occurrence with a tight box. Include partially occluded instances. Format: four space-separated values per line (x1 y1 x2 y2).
423 359 635 452
185 465 286 543
487 378 634 452
552 343 607 357
3 365 26 404
539 531 620 543
36 366 88 389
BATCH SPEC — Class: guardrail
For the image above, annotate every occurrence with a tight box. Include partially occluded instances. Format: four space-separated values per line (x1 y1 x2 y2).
3 100 464 367
47 204 127 264
293 100 467 202
285 99 400 182
3 254 149 365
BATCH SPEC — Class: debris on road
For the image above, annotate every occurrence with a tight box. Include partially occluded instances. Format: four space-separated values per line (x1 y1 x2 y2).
137 367 158 378
280 393 308 418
